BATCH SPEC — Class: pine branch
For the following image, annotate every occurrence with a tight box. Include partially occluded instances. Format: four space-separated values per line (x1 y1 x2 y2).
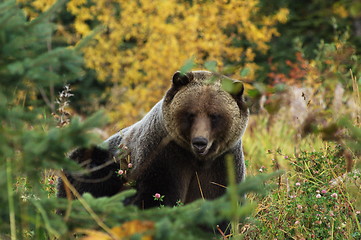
27 0 67 28
74 25 106 52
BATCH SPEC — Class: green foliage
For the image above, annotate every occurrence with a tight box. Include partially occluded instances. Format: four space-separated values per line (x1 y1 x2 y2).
204 60 218 72
257 0 360 83
179 57 197 75
0 0 82 89
0 0 107 238
244 145 361 239
53 173 280 240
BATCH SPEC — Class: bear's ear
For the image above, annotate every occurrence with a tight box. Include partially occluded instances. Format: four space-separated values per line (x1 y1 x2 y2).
172 71 193 87
164 71 193 104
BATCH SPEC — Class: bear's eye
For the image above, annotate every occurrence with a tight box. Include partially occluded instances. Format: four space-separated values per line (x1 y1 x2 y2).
210 114 222 125
187 113 196 122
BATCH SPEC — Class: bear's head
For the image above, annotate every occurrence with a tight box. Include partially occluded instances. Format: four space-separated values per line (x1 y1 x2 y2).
162 70 248 167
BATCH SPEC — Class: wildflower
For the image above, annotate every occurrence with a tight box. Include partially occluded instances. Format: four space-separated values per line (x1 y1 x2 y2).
316 194 321 198
176 199 184 206
117 169 124 175
321 189 327 194
295 182 301 186
284 155 289 159
297 204 303 209
329 211 335 217
316 190 320 193
331 193 338 198
356 211 360 215
128 163 133 168
154 193 161 199
294 220 300 225
153 193 164 202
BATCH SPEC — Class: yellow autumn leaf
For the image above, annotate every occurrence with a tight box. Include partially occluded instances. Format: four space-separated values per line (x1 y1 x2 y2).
78 220 155 240
78 229 111 240
112 220 155 240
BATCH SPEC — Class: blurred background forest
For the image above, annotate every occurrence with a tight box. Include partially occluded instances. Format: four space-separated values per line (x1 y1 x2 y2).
1 0 360 239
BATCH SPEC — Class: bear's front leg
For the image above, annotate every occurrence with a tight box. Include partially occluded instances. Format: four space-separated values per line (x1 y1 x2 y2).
128 164 191 208
126 146 193 208
57 146 124 199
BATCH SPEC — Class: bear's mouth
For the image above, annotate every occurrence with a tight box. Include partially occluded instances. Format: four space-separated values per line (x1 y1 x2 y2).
194 148 209 156
191 138 214 157
191 141 219 169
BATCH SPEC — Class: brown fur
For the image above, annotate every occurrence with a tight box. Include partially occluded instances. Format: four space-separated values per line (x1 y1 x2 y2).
58 71 249 233
163 71 248 163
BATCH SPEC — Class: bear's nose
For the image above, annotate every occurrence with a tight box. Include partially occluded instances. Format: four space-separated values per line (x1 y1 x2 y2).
192 137 208 153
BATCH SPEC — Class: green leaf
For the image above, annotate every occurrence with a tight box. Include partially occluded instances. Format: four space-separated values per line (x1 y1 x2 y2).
246 88 261 98
179 57 196 74
221 78 234 93
240 67 250 77
221 78 244 95
204 61 217 72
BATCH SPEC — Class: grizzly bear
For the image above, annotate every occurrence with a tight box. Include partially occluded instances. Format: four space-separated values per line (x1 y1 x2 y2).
58 70 248 213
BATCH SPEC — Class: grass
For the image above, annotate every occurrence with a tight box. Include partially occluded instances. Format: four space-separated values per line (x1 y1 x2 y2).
240 111 361 240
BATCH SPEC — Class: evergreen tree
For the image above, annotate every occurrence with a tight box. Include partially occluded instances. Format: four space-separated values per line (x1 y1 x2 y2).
0 0 105 238
0 1 277 239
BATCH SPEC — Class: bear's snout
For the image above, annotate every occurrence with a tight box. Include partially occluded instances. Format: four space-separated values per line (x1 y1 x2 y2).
191 137 209 155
